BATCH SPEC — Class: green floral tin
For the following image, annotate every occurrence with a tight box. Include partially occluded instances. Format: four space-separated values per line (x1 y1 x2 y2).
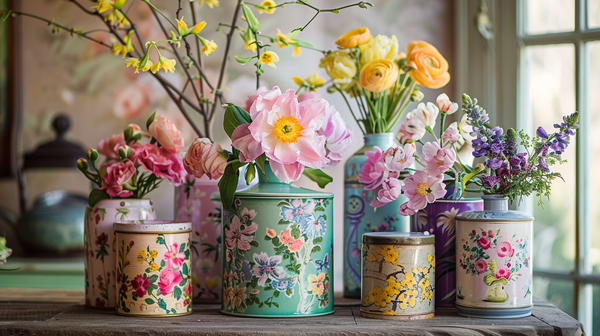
221 164 334 317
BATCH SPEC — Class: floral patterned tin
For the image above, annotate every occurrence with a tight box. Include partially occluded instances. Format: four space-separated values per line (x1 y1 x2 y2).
361 232 435 320
84 199 155 309
114 220 192 317
455 195 533 319
174 175 222 303
221 163 334 317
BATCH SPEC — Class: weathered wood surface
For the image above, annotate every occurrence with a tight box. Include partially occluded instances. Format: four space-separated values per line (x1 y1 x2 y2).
0 289 585 336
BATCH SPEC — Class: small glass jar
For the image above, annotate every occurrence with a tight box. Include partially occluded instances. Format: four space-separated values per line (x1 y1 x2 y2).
361 232 435 320
114 220 192 317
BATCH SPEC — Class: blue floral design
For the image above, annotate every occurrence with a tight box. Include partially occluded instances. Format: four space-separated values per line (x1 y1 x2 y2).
300 215 326 238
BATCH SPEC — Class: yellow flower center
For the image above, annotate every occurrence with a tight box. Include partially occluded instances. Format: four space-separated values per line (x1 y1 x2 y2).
397 158 407 164
261 53 273 64
416 182 429 196
273 116 303 144
436 159 445 166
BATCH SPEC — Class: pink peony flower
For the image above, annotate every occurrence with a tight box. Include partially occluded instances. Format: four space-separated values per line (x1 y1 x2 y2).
248 87 327 169
319 102 353 168
225 215 258 251
97 134 125 159
148 115 184 153
421 142 456 177
248 86 282 119
497 241 514 258
231 124 264 163
131 143 186 186
357 146 386 190
270 161 304 183
436 93 458 115
370 178 403 208
183 138 227 180
298 91 318 102
403 171 446 210
477 236 491 250
164 242 186 269
244 86 268 114
475 259 488 273
158 268 182 295
131 274 150 298
494 266 511 280
383 144 416 172
442 124 461 143
398 202 417 216
99 159 136 198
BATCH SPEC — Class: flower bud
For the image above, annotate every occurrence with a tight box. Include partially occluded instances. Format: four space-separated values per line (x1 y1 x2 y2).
118 145 131 159
113 0 127 10
87 149 99 162
77 158 89 171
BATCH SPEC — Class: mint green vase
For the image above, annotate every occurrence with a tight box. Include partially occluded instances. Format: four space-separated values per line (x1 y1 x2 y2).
220 163 334 317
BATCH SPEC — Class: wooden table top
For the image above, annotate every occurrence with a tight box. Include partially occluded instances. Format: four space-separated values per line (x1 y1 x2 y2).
0 289 584 336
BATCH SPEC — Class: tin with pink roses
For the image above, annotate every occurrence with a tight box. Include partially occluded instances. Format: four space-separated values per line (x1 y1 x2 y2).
114 220 192 317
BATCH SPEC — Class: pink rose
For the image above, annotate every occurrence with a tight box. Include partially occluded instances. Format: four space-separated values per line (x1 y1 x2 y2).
477 236 491 250
131 274 150 298
148 115 184 153
494 266 511 280
474 259 488 273
158 268 182 295
497 241 514 258
131 143 186 186
113 83 150 120
97 134 125 159
183 138 227 180
99 159 136 198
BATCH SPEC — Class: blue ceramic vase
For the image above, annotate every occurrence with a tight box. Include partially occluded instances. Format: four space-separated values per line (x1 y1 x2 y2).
343 133 410 298
220 163 334 317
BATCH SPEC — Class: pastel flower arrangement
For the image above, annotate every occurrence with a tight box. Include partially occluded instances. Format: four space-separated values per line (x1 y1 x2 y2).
77 113 186 206
316 27 450 134
183 86 353 210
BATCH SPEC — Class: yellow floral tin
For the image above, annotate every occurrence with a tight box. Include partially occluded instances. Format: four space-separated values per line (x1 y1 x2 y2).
114 220 192 317
361 232 435 320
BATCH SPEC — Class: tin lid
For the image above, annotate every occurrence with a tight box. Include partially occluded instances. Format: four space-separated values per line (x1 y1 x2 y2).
114 220 191 233
362 232 434 245
456 210 533 222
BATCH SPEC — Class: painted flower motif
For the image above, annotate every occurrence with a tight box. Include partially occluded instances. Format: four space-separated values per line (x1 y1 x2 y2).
266 228 277 238
241 208 257 222
497 241 515 258
421 142 456 177
307 272 326 296
131 274 150 298
96 233 108 246
252 252 285 286
280 199 315 224
436 207 460 247
137 249 146 264
223 286 235 310
402 171 446 211
477 236 491 250
250 289 260 295
224 215 258 251
475 259 488 273
195 258 214 273
270 275 297 293
236 260 253 282
494 266 511 280
164 242 186 269
300 215 326 239
278 230 304 252
205 276 219 291
158 268 182 295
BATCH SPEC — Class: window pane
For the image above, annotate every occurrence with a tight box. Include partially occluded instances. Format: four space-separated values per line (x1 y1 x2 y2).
526 0 575 35
524 44 576 271
589 41 600 274
593 285 600 336
590 0 600 29
533 276 575 317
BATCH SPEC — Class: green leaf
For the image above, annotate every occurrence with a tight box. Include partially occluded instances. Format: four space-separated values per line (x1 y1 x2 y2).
148 274 159 283
245 163 256 186
273 290 280 298
145 298 155 305
88 189 110 207
241 3 260 32
223 104 252 138
311 246 321 253
174 286 182 301
277 219 290 225
250 240 259 247
293 38 314 48
313 237 323 244
461 163 485 197
1 10 12 22
160 259 166 267
302 168 333 188
218 164 240 210
146 111 156 131
272 302 279 308
276 201 291 207
291 227 301 240
179 243 186 253
235 55 254 64
179 278 187 287
182 263 189 276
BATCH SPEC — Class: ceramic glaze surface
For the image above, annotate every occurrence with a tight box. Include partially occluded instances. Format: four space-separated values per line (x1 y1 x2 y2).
174 176 222 303
115 221 192 316
455 196 533 315
84 199 155 308
360 233 435 320
411 199 483 307
344 133 410 298
220 164 334 317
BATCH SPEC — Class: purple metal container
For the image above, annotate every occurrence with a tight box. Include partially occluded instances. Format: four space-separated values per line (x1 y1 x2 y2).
411 198 483 307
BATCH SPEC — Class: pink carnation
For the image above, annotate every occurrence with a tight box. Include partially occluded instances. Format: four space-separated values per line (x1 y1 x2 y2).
99 159 136 198
97 134 125 159
370 178 403 208
494 266 511 280
158 268 182 295
403 171 446 211
357 146 386 190
131 143 186 186
475 259 488 273
497 241 514 258
421 142 456 177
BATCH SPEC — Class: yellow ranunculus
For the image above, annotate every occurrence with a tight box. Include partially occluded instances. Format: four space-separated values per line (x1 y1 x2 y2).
177 17 188 35
335 27 372 49
359 34 399 64
258 51 279 69
359 59 399 92
258 0 276 14
319 51 356 89
405 40 450 89
190 21 206 35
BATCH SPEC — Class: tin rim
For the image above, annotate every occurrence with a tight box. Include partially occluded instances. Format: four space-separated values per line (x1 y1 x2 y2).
114 220 191 233
362 232 435 245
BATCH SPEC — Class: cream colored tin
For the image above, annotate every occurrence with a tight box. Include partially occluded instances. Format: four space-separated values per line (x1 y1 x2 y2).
114 220 192 317
361 232 435 320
